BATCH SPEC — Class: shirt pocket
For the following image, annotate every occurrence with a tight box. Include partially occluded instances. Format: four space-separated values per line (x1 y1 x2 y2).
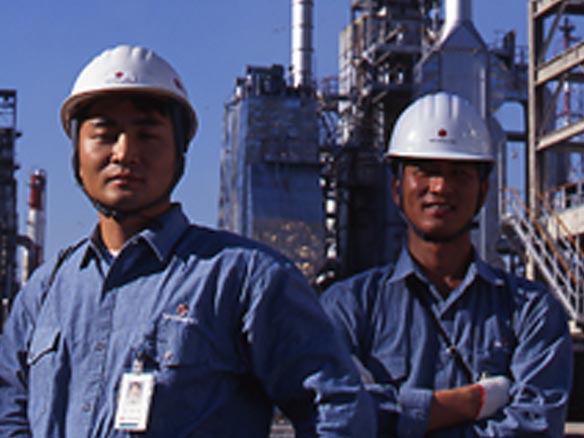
475 340 512 377
26 324 63 425
154 317 214 371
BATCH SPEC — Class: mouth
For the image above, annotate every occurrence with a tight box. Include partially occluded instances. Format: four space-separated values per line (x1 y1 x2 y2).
422 201 453 215
106 171 143 186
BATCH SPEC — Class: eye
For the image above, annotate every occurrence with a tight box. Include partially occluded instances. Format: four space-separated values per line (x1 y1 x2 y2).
452 166 475 179
413 164 438 177
91 130 118 144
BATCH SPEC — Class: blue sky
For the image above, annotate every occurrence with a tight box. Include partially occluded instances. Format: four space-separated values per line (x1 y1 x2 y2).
1 1 528 262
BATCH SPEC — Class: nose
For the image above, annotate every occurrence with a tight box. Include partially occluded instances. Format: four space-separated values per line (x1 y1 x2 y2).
111 132 138 165
428 175 447 193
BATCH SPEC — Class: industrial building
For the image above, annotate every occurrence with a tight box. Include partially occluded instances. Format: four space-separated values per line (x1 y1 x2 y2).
0 90 46 327
218 64 324 283
219 0 325 284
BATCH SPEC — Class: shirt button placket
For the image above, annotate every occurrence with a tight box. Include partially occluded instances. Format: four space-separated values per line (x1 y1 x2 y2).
84 284 117 434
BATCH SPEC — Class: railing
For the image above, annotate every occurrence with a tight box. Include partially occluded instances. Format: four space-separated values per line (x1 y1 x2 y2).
537 190 584 278
544 179 584 212
501 187 584 325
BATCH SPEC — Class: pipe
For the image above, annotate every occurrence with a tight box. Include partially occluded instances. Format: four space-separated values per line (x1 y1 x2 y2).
442 0 472 42
291 0 314 88
22 169 46 282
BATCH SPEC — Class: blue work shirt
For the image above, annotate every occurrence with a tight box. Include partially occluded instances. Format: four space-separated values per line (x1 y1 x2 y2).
0 204 375 437
321 247 572 437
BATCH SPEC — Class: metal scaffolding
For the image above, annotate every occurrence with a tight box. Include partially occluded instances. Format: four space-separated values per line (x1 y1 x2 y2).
0 90 19 320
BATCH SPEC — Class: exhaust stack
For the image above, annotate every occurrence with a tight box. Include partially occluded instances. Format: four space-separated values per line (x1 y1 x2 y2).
442 0 472 42
22 169 46 282
291 0 314 88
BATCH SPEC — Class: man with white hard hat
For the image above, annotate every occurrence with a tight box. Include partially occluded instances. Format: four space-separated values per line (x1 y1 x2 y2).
321 92 572 436
0 45 375 437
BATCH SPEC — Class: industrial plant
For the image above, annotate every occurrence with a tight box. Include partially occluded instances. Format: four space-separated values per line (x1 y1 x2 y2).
0 90 45 325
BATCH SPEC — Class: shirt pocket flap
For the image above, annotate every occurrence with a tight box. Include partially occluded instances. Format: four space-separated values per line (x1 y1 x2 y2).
475 342 512 376
156 319 210 368
28 326 61 366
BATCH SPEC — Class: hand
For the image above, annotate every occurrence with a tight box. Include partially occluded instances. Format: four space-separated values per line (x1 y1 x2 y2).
475 375 511 420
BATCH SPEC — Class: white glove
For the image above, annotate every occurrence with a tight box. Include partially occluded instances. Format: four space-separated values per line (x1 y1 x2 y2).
351 355 375 385
476 375 511 420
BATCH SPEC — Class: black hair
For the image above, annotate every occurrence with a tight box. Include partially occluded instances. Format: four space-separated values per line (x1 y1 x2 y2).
388 158 493 181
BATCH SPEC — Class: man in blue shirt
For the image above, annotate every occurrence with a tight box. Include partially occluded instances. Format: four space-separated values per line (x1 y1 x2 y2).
0 45 375 437
321 92 573 437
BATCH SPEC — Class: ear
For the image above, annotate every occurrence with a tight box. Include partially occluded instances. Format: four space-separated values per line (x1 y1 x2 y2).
392 175 401 207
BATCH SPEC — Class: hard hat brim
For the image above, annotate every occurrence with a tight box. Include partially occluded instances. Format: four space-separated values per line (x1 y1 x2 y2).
387 150 494 163
61 85 198 141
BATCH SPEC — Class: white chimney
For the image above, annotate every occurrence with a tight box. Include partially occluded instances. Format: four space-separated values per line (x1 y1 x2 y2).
291 0 314 88
442 0 472 42
22 169 46 282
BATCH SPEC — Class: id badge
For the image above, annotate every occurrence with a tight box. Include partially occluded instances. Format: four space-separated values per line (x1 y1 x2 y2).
114 371 155 432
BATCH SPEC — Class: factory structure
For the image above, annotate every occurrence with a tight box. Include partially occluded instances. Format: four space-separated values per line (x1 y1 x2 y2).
218 0 323 282
0 90 46 326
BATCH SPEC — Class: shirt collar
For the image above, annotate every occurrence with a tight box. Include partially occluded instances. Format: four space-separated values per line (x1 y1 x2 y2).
388 245 505 288
81 203 189 267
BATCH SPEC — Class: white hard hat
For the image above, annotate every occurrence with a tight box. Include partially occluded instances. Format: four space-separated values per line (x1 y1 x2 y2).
61 45 197 141
386 92 493 162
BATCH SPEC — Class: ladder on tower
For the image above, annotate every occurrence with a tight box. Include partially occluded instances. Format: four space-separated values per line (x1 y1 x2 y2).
500 187 584 327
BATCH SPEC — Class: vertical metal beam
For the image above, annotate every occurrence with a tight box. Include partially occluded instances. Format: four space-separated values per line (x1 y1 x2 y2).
527 0 541 279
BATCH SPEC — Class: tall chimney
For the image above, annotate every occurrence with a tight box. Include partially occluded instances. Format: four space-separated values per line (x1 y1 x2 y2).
22 169 46 282
291 0 314 88
442 0 472 42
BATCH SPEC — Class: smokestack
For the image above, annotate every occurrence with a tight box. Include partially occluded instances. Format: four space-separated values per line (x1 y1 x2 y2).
291 0 314 88
22 169 46 282
442 0 472 42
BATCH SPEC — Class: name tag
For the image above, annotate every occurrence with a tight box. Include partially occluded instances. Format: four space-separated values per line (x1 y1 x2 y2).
114 371 155 432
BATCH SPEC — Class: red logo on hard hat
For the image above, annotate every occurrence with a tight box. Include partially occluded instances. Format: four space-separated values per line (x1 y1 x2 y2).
438 128 448 137
115 71 124 79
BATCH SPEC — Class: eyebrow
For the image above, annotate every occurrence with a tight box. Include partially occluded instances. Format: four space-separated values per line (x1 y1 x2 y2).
85 115 165 129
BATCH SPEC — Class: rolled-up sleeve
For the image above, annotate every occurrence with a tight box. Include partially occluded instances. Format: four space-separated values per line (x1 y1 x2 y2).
243 257 376 437
0 290 39 437
0 261 55 437
320 279 428 437
474 284 572 437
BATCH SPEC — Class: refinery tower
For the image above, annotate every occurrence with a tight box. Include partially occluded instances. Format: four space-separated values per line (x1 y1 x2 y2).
218 0 324 283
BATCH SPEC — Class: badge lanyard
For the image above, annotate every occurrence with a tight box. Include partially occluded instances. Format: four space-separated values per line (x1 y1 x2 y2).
408 277 475 383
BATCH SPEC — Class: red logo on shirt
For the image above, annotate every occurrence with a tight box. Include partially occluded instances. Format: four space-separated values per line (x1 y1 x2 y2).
176 303 189 317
